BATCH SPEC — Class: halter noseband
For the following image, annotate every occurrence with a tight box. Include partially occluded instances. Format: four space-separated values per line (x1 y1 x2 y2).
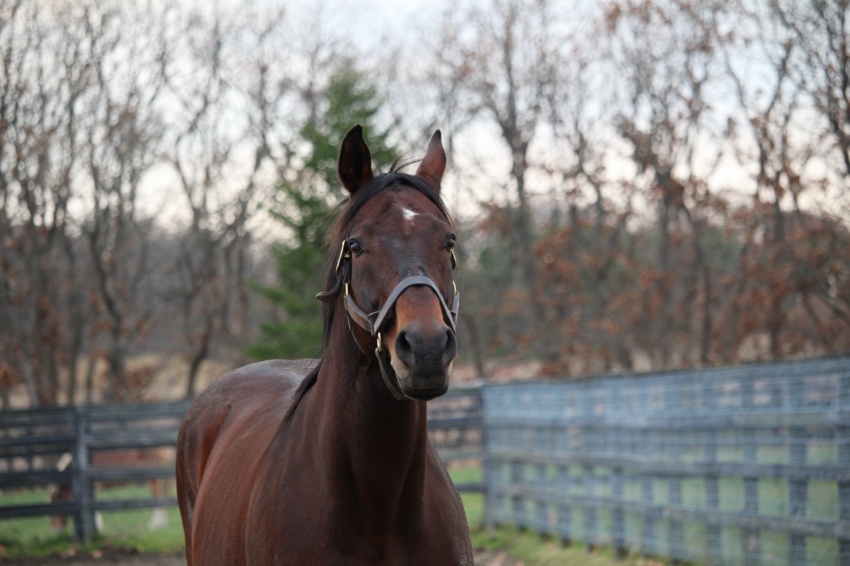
316 240 460 400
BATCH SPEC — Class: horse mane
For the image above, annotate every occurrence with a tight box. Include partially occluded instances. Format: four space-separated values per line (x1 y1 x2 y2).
281 162 452 422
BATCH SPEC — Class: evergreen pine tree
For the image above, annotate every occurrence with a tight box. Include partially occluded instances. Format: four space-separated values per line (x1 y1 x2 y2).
248 70 398 359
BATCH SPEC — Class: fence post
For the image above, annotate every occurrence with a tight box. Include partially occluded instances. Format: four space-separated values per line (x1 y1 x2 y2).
838 372 850 566
611 465 627 559
511 459 526 531
668 477 684 565
640 475 655 557
840 539 850 566
70 407 95 544
742 476 760 566
788 472 808 566
788 376 809 566
583 463 596 552
479 387 495 531
840 481 850 566
666 378 685 565
789 533 806 566
557 464 572 548
536 462 548 538
703 376 722 566
740 376 761 566
608 382 628 560
739 376 761 566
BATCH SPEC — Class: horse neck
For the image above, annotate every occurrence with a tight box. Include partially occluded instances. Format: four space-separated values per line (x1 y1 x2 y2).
305 315 430 519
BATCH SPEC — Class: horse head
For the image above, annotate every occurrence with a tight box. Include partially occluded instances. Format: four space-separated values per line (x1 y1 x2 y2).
322 125 458 401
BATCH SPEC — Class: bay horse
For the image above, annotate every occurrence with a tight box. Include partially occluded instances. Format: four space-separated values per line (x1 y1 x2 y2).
176 126 473 565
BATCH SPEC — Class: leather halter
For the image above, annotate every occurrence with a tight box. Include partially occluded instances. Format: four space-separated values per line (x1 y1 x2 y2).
316 240 460 400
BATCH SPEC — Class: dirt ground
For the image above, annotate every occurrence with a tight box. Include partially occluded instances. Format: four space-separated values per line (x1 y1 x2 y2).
1 549 522 565
0 549 182 565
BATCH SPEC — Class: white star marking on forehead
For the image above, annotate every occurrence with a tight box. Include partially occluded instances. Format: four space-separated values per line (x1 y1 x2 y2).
402 208 418 221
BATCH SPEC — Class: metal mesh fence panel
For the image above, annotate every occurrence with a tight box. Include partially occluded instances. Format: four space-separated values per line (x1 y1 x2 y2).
482 356 850 566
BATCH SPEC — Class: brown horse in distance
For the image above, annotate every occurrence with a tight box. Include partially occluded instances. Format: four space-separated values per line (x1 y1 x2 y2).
176 126 473 565
50 448 173 532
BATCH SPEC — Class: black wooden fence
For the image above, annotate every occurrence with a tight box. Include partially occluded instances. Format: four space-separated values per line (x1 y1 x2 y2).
0 400 191 543
0 389 484 544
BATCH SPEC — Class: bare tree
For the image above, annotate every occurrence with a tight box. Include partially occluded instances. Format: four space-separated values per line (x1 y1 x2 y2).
604 0 727 368
80 1 169 401
426 0 572 359
721 1 849 361
165 3 319 398
541 26 641 374
764 0 850 180
0 0 93 405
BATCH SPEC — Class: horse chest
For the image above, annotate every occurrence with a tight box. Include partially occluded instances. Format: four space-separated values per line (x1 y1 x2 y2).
244 522 470 566
240 465 471 566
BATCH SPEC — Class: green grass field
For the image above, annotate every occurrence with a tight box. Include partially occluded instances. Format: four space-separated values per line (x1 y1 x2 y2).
0 485 184 557
454 468 667 565
0 468 662 565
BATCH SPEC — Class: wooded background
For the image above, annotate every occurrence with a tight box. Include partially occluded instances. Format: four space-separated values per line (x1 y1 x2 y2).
1 0 848 407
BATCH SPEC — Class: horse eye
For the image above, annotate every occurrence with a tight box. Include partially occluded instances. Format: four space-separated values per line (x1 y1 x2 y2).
445 235 456 251
348 239 364 256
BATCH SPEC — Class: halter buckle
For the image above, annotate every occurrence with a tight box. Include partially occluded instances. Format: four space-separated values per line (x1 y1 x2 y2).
334 240 349 273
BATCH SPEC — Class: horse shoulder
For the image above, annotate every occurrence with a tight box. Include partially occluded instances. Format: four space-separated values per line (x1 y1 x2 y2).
179 360 315 484
177 359 317 565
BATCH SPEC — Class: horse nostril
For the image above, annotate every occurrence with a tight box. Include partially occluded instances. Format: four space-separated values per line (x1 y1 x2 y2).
394 324 456 369
443 330 456 364
395 330 416 367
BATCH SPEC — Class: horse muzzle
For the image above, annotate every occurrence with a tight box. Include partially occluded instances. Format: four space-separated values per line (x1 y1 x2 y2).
390 319 456 400
366 276 458 401
329 264 460 401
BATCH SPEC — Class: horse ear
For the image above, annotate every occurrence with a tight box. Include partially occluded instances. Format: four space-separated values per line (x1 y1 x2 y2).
416 130 446 191
338 125 374 195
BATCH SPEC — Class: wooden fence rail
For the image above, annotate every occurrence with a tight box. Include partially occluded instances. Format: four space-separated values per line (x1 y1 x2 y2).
0 400 191 543
0 388 484 544
482 356 850 566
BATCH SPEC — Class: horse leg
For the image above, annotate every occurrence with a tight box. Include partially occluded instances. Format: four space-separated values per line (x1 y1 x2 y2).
147 479 169 530
49 484 72 533
176 401 231 566
50 453 75 532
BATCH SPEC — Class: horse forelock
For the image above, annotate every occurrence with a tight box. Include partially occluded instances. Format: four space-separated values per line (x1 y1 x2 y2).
330 169 452 248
